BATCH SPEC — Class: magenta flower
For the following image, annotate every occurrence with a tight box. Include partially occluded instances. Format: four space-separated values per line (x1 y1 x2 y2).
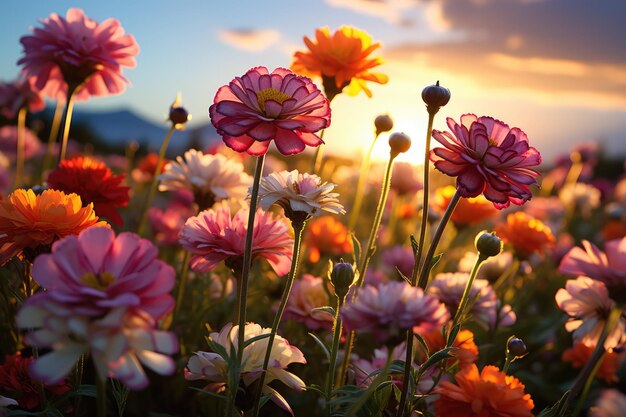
0 74 45 118
18 8 139 101
341 281 449 344
430 114 541 209
179 202 293 276
31 226 175 320
0 126 43 160
209 66 331 155
148 205 193 247
559 237 626 303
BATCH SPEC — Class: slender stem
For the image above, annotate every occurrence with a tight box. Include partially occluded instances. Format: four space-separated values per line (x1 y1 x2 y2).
396 331 414 417
137 125 176 236
96 377 107 417
452 253 486 327
251 224 305 417
572 351 606 417
311 130 327 174
14 107 27 190
42 99 64 177
227 154 265 417
345 352 393 417
173 250 192 319
325 296 344 415
348 132 381 231
416 190 461 290
58 84 79 164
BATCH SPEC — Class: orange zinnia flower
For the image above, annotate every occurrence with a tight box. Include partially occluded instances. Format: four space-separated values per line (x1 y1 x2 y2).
496 211 555 258
562 342 622 384
304 216 352 263
434 185 498 227
435 364 534 417
417 328 478 371
291 26 388 99
0 189 106 265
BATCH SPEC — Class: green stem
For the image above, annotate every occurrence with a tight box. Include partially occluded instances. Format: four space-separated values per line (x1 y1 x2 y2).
251 224 305 417
227 154 265 417
173 250 191 319
348 132 381 231
58 84 79 164
137 125 176 236
325 296 344 415
345 352 393 417
452 253 486 327
311 129 327 175
14 107 27 190
41 99 64 177
96 377 107 417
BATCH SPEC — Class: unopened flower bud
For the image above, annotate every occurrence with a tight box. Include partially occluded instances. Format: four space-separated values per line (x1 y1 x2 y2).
374 114 393 135
507 336 527 358
388 132 411 156
475 231 503 259
169 94 191 128
330 261 356 301
421 81 451 113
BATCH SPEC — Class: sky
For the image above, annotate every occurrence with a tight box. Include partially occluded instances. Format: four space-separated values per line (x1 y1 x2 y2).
2 0 626 165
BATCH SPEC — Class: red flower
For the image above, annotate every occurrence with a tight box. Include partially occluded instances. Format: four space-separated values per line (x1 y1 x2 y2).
47 156 130 226
430 114 541 209
209 66 331 156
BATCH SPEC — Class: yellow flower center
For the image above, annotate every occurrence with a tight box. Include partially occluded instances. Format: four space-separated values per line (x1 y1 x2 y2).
256 88 290 112
80 271 116 291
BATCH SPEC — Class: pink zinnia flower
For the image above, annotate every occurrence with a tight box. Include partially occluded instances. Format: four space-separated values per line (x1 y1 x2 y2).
284 274 334 330
430 114 541 209
0 126 43 160
148 205 193 247
30 226 175 320
0 74 45 118
559 237 626 303
555 277 626 350
209 66 331 156
341 281 449 344
590 389 626 417
18 8 139 101
179 202 293 276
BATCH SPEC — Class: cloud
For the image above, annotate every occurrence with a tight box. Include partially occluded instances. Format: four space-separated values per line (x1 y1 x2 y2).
218 28 280 52
325 0 418 25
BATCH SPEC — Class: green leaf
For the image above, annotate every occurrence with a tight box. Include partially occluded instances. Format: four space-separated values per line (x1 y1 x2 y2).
242 333 270 348
413 333 429 357
429 253 443 270
308 332 331 362
537 391 572 417
351 233 361 265
419 347 456 375
189 386 228 401
395 267 411 284
410 235 419 256
446 323 461 347
311 306 336 317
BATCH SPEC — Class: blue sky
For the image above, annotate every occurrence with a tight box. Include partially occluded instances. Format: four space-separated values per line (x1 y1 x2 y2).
2 0 626 163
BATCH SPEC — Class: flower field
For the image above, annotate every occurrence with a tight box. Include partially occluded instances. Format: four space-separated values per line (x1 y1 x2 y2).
1 7 626 417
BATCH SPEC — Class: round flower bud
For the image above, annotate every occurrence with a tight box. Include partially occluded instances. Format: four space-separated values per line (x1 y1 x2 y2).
388 132 411 156
169 106 190 127
330 261 356 301
507 336 527 358
374 114 394 135
475 231 503 259
421 81 451 112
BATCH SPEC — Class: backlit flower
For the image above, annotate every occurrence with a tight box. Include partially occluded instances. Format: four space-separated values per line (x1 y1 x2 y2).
555 277 625 349
390 162 423 197
259 169 345 225
559 236 626 303
496 212 555 258
291 26 388 98
148 204 193 246
381 245 414 278
0 353 71 410
590 389 626 417
18 8 139 100
0 74 45 118
304 215 352 263
17 303 177 390
131 152 167 184
434 364 534 417
180 202 293 276
341 281 449 344
0 189 106 265
416 328 479 371
158 149 251 210
47 156 130 226
430 114 541 209
284 274 334 330
434 185 498 227
562 342 623 384
429 272 516 328
0 126 43 160
185 322 306 415
558 182 601 218
31 226 175 320
209 66 330 156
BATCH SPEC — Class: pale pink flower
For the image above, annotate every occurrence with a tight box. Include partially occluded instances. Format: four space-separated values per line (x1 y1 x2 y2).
559 237 626 303
430 114 541 209
185 322 306 415
158 149 251 210
17 302 177 390
284 274 334 330
179 202 293 276
209 66 331 156
0 74 45 118
341 281 449 343
259 169 345 222
18 8 139 101
390 162 423 196
148 204 193 246
31 226 175 320
558 182 601 218
0 126 43 160
590 389 626 417
428 272 516 328
555 277 626 349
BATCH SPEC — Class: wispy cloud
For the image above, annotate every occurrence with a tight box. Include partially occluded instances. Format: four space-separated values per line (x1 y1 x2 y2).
218 28 280 52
